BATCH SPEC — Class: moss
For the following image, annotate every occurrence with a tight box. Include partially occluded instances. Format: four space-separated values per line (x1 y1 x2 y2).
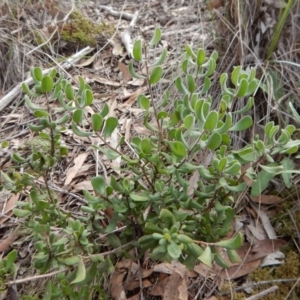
59 10 114 47
248 250 300 299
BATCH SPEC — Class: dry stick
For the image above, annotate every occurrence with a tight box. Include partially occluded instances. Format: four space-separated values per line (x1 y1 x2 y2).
219 278 299 295
245 286 279 300
121 11 139 57
99 5 134 21
288 210 300 245
0 46 94 111
5 269 67 285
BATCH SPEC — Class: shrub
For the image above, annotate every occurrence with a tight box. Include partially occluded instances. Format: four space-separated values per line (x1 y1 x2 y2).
1 28 300 298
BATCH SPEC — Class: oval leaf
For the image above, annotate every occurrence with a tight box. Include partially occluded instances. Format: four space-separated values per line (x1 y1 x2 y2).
170 141 187 158
229 115 253 132
41 75 54 93
149 66 163 84
103 117 118 139
215 232 243 249
71 258 86 284
132 40 142 61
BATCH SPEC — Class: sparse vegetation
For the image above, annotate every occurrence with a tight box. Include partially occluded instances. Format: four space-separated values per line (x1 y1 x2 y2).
1 0 300 299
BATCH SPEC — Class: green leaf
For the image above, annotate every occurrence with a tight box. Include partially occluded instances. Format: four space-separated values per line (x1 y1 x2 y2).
231 66 241 86
13 208 32 218
227 249 242 263
259 164 283 174
229 115 253 131
196 48 206 66
149 66 163 84
141 138 152 154
130 193 149 202
204 110 218 131
246 80 258 96
184 115 195 130
73 109 84 123
281 157 294 188
100 103 109 118
233 97 254 114
71 258 86 284
132 40 142 61
149 27 162 46
289 102 300 123
199 77 211 95
65 83 74 100
11 153 27 163
159 209 175 228
186 74 196 93
185 45 197 60
92 114 103 131
85 89 94 106
251 166 276 197
25 95 45 111
175 77 188 94
206 132 222 150
107 233 121 248
153 48 168 66
103 117 118 139
71 121 93 137
144 222 164 234
99 148 120 160
167 241 181 259
198 246 212 267
6 250 17 270
216 233 243 249
91 176 106 195
214 252 229 268
186 243 203 258
138 95 150 110
22 82 35 96
41 75 54 93
170 141 187 158
33 67 43 81
128 61 146 79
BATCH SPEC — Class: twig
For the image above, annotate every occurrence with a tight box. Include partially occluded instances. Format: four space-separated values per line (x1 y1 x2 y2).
288 210 300 245
5 269 67 285
219 278 299 295
99 5 134 21
245 286 278 300
121 11 139 57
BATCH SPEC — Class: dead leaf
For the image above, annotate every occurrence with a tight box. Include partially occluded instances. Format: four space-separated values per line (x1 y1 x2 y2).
220 258 262 280
153 263 173 274
261 251 285 267
72 180 93 191
250 195 282 205
118 61 132 81
149 277 169 296
0 192 20 225
64 153 89 186
0 231 17 252
74 54 96 67
89 75 120 87
163 272 185 300
122 87 148 107
110 270 127 300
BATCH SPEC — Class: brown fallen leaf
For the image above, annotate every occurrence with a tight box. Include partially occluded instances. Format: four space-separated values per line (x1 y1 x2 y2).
0 231 17 252
0 192 20 225
220 258 262 280
118 61 132 81
149 277 169 296
110 270 127 300
64 152 89 186
250 195 282 205
122 87 148 107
